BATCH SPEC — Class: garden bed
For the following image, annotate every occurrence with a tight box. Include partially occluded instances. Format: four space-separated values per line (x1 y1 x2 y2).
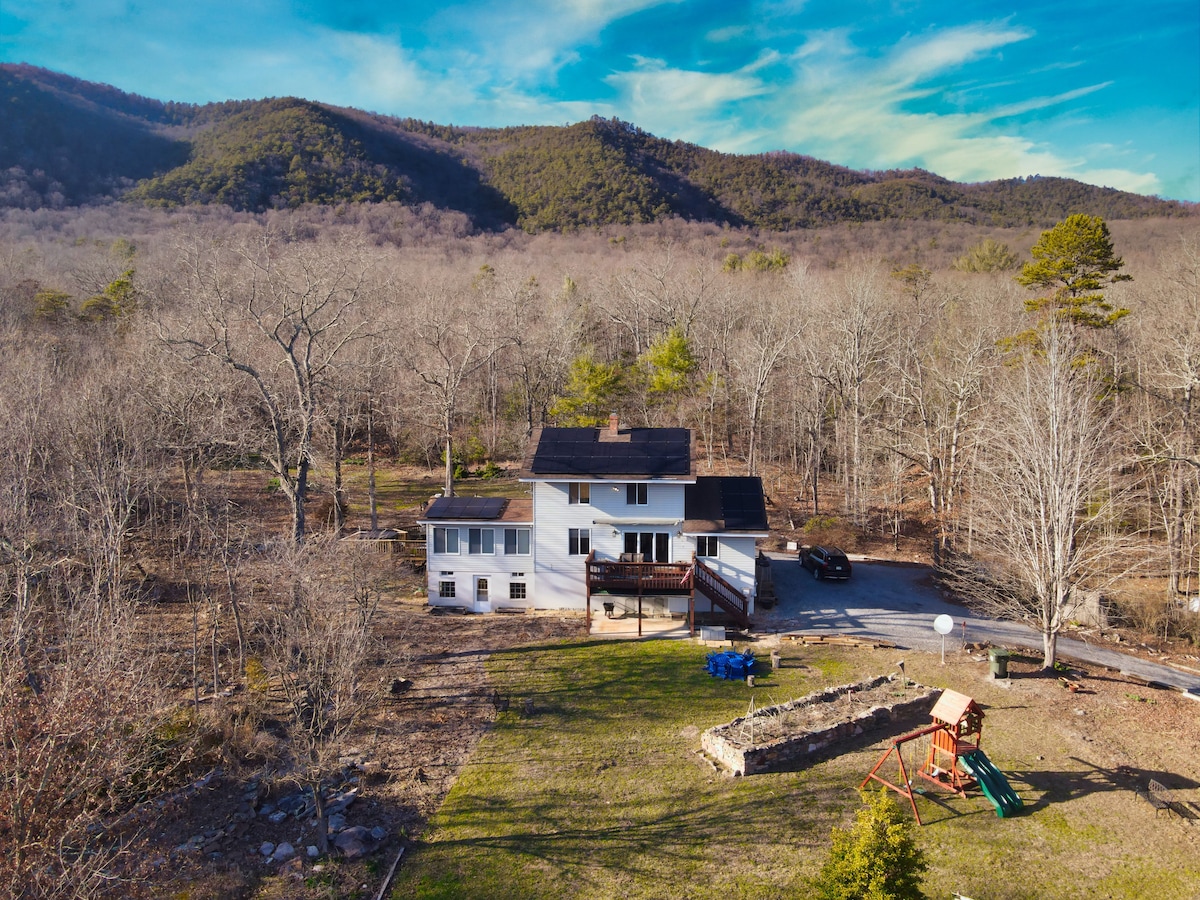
701 674 940 775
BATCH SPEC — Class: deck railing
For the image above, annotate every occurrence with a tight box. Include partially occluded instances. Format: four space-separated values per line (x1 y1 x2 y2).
585 555 693 594
584 552 751 629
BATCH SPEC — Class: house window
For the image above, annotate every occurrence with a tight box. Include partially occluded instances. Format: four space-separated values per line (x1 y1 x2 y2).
626 483 648 505
697 536 719 558
438 581 456 598
504 527 531 555
509 582 527 600
568 527 591 555
624 531 669 563
433 527 459 554
468 527 494 554
569 482 590 504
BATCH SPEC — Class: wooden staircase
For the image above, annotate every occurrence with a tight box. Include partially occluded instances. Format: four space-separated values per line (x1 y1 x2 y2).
692 558 750 628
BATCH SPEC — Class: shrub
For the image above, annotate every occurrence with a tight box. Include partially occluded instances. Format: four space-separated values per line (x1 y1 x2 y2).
812 788 928 900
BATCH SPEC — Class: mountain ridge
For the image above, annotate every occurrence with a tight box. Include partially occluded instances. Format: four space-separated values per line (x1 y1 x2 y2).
1 63 1192 230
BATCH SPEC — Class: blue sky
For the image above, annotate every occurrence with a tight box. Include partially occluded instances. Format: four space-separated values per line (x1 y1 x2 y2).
3 1 1198 201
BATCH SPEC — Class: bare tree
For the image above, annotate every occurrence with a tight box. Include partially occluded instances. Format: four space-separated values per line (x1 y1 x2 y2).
399 273 510 497
1129 237 1200 601
166 230 370 542
954 325 1131 668
821 266 892 524
884 279 1004 561
260 536 382 854
726 273 807 475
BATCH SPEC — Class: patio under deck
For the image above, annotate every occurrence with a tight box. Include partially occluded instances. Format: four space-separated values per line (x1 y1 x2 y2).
588 612 694 639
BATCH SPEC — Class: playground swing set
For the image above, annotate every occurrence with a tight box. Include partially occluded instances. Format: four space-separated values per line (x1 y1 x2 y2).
862 689 1023 825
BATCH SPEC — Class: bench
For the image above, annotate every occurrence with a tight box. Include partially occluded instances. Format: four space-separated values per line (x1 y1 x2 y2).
1147 779 1185 818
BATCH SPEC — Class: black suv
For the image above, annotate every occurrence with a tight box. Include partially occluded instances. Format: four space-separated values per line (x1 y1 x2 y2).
800 546 852 580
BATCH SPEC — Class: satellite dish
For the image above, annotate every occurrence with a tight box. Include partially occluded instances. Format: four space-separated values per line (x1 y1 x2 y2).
933 614 954 635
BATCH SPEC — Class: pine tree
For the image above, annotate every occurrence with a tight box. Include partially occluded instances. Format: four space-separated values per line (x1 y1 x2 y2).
1016 213 1131 328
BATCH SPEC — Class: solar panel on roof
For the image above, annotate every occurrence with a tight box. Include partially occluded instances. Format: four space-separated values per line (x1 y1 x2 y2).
424 497 506 519
684 477 767 530
530 427 690 476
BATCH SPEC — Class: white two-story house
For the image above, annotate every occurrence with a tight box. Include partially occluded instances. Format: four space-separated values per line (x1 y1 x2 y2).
420 416 769 632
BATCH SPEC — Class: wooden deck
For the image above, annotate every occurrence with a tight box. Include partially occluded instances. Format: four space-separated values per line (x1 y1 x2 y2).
585 558 693 594
584 552 750 635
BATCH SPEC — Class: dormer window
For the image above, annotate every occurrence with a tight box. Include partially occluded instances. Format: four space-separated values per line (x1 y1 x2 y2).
626 483 648 505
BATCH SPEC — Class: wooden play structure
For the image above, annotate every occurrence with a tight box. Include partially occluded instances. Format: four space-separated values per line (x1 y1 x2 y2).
862 689 1021 824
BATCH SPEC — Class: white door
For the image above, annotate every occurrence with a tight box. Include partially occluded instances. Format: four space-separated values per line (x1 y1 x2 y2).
475 577 491 613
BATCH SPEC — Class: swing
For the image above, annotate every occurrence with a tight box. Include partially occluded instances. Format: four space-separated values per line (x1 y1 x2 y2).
861 723 947 826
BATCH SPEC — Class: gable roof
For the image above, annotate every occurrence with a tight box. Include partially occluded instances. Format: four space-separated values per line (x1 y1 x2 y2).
929 689 983 726
683 476 769 533
520 427 693 480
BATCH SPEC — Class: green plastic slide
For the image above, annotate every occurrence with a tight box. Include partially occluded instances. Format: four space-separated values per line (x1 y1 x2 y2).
960 750 1024 818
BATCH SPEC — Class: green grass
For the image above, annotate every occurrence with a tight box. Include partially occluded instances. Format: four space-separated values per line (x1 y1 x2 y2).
390 640 1200 900
392 640 874 900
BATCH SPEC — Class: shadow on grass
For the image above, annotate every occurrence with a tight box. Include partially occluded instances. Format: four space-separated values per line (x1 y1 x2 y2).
412 788 806 888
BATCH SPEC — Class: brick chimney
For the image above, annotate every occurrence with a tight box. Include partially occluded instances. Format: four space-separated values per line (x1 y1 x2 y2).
598 412 628 442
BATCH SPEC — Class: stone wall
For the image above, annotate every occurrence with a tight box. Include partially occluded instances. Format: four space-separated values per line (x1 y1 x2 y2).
700 675 941 776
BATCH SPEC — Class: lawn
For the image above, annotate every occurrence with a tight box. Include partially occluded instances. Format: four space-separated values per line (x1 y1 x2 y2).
391 639 1200 900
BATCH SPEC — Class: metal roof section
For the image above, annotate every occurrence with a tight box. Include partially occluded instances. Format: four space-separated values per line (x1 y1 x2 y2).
683 476 769 533
521 426 693 479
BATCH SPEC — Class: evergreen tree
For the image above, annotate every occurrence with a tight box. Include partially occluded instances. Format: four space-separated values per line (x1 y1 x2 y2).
1016 214 1131 328
813 789 928 900
952 237 1019 272
549 353 624 426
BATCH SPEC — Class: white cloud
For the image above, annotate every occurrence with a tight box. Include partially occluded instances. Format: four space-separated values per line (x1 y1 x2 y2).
604 56 774 148
738 22 1166 196
885 24 1033 83
558 0 684 29
990 83 1111 119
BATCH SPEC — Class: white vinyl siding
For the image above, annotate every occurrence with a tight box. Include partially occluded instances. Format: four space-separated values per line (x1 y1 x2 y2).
529 479 690 609
702 535 757 607
426 519 534 609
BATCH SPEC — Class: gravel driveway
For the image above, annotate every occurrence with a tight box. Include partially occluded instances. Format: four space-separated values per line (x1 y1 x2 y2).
758 552 1200 696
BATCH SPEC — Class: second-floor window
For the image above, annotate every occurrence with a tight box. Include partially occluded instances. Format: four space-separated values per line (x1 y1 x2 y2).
626 483 648 505
697 536 719 557
569 482 590 504
433 527 459 554
568 527 591 555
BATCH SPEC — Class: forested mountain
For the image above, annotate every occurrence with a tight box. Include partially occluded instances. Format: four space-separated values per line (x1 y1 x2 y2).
1 63 1192 229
